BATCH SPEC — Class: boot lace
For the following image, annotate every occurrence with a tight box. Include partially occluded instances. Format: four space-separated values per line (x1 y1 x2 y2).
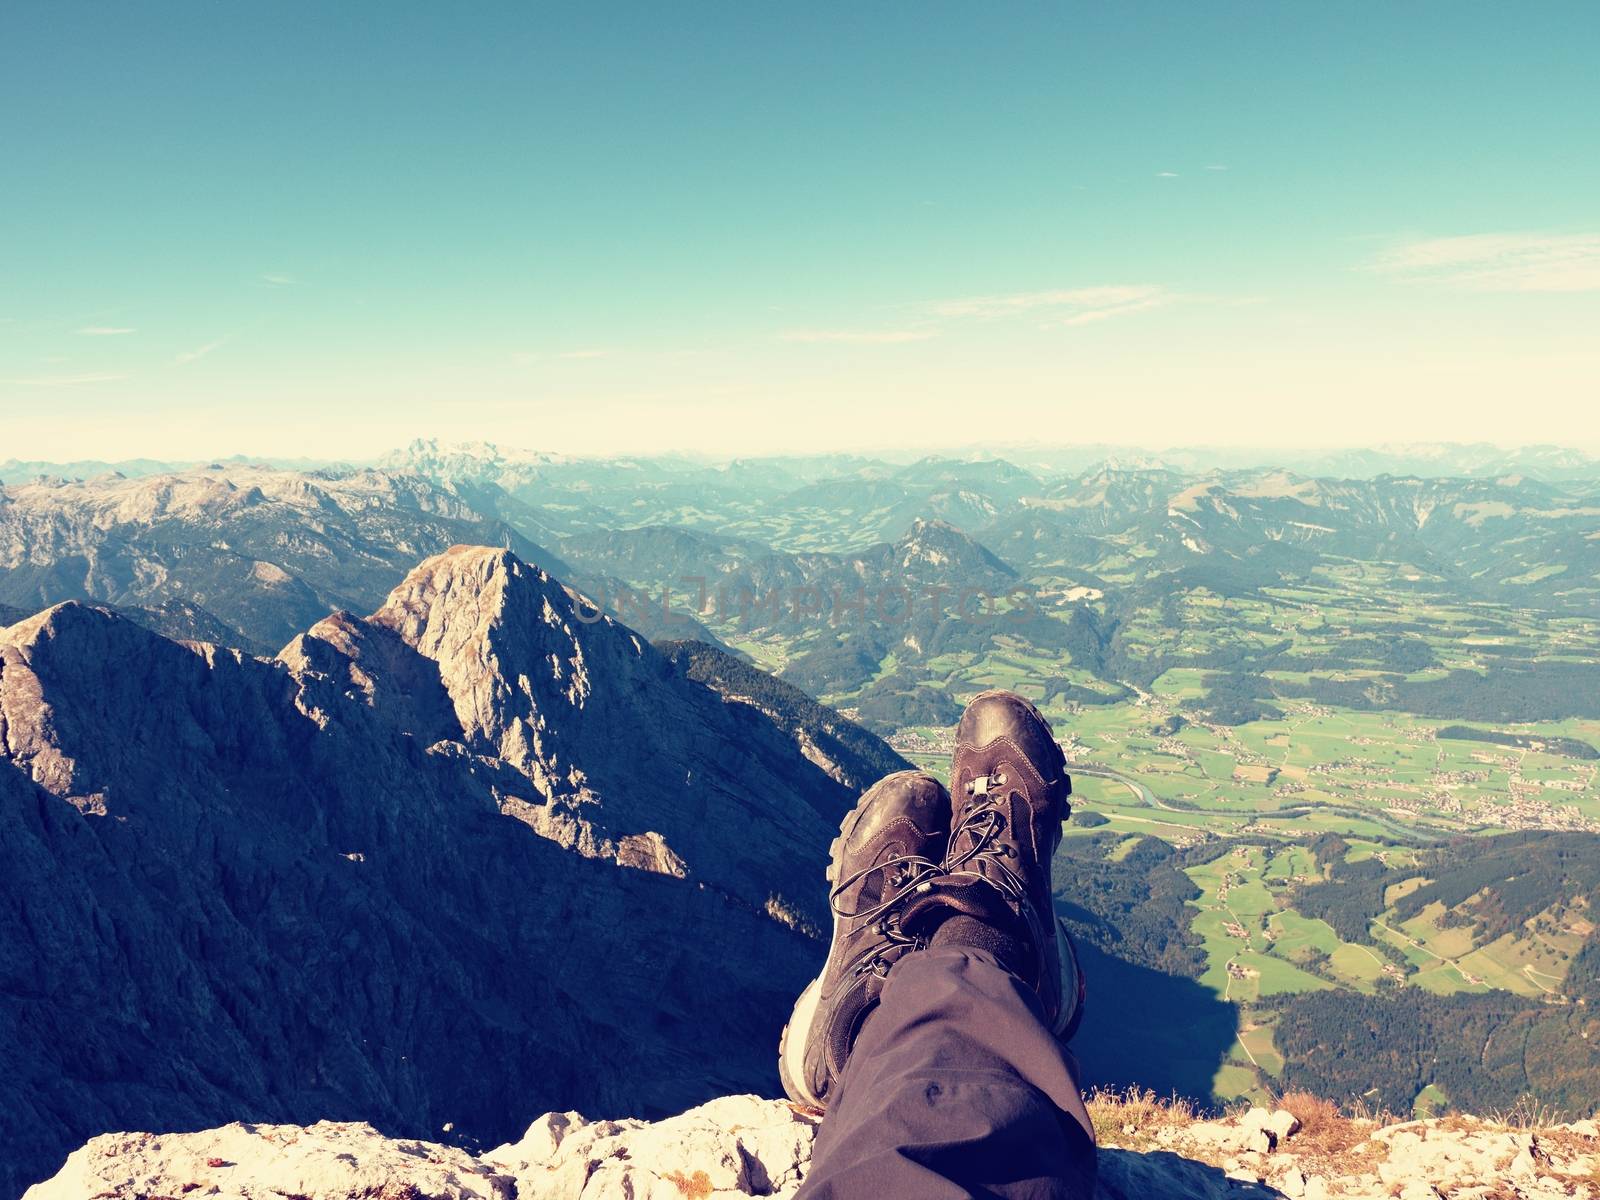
828 851 943 923
846 912 922 978
942 772 1030 904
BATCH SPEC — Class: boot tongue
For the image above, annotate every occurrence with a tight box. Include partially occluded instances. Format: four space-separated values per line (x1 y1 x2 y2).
899 877 1038 985
899 875 1022 939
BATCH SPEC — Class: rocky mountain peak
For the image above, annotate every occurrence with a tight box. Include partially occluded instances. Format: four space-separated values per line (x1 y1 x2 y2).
372 545 596 661
2 596 185 684
362 545 628 789
0 598 81 646
380 439 569 482
267 545 856 918
891 517 1017 581
0 544 894 1194
280 610 461 745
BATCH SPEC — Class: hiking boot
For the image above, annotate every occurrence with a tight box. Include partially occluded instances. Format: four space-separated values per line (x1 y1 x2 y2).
906 690 1084 1039
779 770 951 1110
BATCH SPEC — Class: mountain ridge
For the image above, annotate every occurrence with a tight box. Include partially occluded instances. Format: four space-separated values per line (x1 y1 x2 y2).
0 544 905 1196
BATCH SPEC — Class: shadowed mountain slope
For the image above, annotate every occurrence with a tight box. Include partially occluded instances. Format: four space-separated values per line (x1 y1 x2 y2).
0 546 866 1197
658 639 912 792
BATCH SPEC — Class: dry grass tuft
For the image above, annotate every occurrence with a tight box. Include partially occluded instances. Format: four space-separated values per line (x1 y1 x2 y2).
1279 1092 1338 1135
1085 1087 1198 1150
663 1169 714 1199
1490 1095 1568 1131
1276 1090 1369 1155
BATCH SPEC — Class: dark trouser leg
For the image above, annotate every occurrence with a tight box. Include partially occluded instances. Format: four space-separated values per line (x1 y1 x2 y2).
797 946 1097 1200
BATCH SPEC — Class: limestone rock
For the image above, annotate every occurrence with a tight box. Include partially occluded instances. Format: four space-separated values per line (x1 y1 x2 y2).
1233 1105 1301 1152
35 1097 1600 1200
1265 1109 1301 1146
23 1121 514 1200
485 1095 819 1199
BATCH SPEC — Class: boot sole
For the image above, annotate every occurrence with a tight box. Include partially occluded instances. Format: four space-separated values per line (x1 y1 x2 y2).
777 770 935 1110
777 976 823 1108
1052 916 1087 1042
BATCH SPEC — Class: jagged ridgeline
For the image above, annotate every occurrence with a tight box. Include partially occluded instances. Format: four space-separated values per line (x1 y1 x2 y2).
0 546 899 1198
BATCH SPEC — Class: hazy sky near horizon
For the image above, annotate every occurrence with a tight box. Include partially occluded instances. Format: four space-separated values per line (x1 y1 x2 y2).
3 2 1598 461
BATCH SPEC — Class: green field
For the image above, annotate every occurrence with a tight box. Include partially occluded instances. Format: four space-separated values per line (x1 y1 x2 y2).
707 537 1600 1114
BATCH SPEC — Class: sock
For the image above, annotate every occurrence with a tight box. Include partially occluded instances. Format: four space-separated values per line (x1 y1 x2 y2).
929 914 1033 983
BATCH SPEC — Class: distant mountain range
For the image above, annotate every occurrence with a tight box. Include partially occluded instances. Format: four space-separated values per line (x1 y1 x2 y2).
0 453 356 485
0 545 909 1196
3 448 1595 736
376 436 1600 485
0 466 568 652
1026 466 1600 603
986 441 1600 482
9 438 1596 490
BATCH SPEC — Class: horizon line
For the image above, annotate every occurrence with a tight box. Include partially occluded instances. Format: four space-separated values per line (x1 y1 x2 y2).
4 436 1600 474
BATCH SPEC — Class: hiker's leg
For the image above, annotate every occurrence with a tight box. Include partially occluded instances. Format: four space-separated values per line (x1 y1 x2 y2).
797 944 1096 1200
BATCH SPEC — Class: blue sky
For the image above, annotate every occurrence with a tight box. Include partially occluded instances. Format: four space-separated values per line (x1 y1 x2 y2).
3 1 1598 459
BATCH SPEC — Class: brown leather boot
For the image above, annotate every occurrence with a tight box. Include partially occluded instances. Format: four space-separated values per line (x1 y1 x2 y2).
778 770 950 1109
905 690 1084 1039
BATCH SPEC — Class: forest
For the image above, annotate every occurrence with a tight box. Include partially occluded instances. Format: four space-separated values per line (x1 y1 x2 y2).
1295 831 1600 948
1276 968 1600 1116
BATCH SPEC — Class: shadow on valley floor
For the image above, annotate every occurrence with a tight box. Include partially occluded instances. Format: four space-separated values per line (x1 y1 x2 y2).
1067 939 1239 1107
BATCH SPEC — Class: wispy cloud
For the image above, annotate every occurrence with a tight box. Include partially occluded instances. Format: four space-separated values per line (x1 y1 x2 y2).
783 285 1180 347
1370 232 1600 292
175 337 229 365
780 329 935 345
77 325 136 336
929 285 1176 326
509 348 616 364
2 372 128 387
1057 295 1175 326
1156 171 1180 178
262 273 296 287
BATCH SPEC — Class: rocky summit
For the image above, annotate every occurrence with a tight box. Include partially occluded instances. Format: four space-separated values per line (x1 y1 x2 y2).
0 546 872 1197
26 1092 1600 1200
